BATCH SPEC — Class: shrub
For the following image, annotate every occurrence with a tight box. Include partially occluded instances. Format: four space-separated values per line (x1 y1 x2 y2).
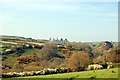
24 66 43 71
112 63 120 68
65 51 91 71
12 63 25 72
40 43 59 60
16 56 32 64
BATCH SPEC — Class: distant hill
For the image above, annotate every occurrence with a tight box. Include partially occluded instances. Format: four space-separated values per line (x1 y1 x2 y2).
0 35 49 42
0 35 26 41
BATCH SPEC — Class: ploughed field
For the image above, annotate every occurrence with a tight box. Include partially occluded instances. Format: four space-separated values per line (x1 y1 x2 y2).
2 68 119 80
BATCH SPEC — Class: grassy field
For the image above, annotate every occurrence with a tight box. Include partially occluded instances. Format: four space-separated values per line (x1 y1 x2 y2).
22 48 41 56
26 42 44 46
0 41 18 44
2 68 119 80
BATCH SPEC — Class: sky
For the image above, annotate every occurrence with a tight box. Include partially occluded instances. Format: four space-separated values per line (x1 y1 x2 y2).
0 0 119 42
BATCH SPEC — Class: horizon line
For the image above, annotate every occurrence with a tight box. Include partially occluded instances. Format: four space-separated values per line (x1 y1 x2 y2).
0 34 118 42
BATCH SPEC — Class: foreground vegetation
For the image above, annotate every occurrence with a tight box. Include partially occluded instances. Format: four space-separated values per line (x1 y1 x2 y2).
2 68 119 80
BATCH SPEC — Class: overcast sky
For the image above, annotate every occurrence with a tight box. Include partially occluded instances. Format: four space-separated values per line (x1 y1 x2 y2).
0 0 118 42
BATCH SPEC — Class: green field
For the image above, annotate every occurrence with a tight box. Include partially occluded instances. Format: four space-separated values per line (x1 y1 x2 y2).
22 48 41 56
2 68 119 80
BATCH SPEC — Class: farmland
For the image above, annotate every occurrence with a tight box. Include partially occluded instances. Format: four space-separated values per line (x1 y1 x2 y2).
2 68 119 80
0 35 120 79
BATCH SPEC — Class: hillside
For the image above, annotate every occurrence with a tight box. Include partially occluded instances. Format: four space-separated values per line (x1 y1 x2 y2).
1 35 120 78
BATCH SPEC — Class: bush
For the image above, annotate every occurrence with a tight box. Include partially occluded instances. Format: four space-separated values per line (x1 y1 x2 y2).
24 66 43 71
112 63 120 68
16 56 32 64
40 43 59 60
12 63 25 72
65 51 91 71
